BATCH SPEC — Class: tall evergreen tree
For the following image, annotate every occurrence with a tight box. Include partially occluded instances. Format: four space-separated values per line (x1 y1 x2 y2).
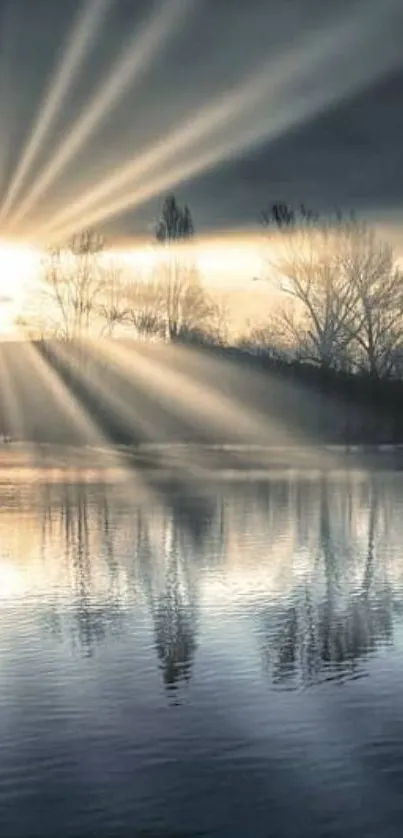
155 194 195 243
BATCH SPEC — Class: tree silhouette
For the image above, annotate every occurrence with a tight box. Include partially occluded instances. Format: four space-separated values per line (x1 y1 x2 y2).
155 194 194 243
153 194 215 341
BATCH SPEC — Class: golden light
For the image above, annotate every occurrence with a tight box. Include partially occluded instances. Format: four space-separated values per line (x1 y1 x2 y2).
0 231 274 339
195 237 264 286
107 234 265 286
0 241 41 335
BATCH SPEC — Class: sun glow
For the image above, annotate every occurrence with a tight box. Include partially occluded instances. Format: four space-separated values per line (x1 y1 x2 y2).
110 234 265 286
0 241 41 334
0 232 274 338
0 228 282 339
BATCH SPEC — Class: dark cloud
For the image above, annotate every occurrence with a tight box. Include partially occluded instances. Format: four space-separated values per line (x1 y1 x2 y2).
0 0 402 239
185 67 403 232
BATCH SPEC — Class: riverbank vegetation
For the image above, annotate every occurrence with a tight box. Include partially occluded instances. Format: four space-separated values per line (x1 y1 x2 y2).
11 194 403 445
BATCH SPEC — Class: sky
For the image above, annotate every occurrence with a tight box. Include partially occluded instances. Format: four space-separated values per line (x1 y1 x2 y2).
0 0 402 244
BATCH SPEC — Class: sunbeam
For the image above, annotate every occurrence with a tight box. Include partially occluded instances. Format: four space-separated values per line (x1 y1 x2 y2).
0 341 26 442
92 338 298 449
20 338 109 447
7 336 200 504
10 335 154 487
5 0 196 232
0 1 22 199
34 0 403 241
46 338 168 444
42 338 225 480
0 0 112 221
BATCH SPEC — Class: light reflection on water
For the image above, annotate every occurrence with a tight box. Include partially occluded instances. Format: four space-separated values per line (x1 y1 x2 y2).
2 464 403 837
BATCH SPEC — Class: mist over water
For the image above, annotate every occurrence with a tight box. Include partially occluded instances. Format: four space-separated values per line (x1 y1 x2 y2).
2 460 403 837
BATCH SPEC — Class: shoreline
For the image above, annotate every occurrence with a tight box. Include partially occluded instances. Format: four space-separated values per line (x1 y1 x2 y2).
0 442 403 482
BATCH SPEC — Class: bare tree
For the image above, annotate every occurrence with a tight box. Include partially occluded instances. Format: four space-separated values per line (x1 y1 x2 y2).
237 314 292 359
156 262 216 341
38 228 106 340
124 276 166 339
207 293 231 346
339 222 403 377
96 260 127 337
261 204 403 376
262 203 358 369
154 194 216 341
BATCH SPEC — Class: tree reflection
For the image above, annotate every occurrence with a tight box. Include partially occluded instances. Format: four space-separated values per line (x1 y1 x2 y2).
153 551 197 691
28 468 403 690
133 478 211 696
38 474 215 689
259 477 394 687
40 483 127 657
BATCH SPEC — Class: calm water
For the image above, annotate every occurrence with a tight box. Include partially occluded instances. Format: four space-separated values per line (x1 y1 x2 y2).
2 460 403 837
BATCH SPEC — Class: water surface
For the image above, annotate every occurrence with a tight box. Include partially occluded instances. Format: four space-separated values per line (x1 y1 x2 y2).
1 456 403 837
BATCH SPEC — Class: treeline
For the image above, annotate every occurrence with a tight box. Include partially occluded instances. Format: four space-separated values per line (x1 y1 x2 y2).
248 202 403 381
13 193 403 444
19 195 403 380
18 196 227 346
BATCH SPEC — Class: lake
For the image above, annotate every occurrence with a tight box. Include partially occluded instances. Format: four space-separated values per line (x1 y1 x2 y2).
1 452 403 837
